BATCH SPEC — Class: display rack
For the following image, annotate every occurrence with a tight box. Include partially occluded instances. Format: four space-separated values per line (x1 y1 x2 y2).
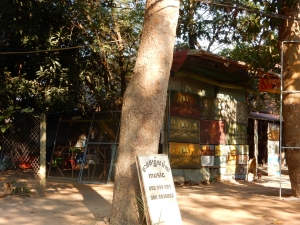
48 111 120 184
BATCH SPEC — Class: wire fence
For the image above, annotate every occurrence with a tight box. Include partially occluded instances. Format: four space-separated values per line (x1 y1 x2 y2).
0 112 41 194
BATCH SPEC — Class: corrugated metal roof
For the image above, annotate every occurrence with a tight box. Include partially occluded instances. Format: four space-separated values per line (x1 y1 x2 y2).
249 112 281 121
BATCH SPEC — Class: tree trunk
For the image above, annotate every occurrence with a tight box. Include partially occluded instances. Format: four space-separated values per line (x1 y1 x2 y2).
109 1 180 224
280 3 300 197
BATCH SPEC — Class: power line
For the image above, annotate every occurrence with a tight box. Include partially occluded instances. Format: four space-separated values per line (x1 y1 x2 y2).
197 0 300 21
0 40 120 55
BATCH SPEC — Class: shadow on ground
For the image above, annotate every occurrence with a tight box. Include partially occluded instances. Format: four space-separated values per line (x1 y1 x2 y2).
0 177 113 225
1 171 299 225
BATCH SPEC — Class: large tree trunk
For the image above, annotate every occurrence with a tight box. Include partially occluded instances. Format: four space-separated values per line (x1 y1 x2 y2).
279 3 300 197
109 1 180 224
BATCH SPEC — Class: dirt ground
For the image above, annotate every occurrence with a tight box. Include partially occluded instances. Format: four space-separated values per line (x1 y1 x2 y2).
1 171 300 225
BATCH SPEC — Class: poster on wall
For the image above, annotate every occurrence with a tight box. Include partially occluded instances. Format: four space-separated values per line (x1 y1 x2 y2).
200 145 215 155
238 155 249 164
226 165 236 174
215 98 236 121
169 91 201 119
169 116 199 143
268 140 279 155
200 120 226 144
236 102 248 124
227 155 237 165
214 155 227 167
268 123 280 141
215 145 230 156
236 145 249 155
199 97 218 120
201 155 214 166
169 142 201 169
236 165 247 174
226 122 247 144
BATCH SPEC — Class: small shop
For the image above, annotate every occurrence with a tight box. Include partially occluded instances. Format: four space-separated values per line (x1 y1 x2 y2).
161 50 258 182
248 112 281 176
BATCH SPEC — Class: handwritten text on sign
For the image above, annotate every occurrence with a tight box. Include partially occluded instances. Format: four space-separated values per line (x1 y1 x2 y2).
137 155 182 225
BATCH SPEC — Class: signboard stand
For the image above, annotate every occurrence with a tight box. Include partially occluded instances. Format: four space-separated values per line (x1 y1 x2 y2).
136 154 182 225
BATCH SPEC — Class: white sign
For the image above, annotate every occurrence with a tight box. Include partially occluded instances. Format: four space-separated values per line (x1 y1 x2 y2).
136 154 182 225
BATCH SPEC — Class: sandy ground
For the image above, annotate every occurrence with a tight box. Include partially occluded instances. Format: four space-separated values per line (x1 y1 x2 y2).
1 172 300 225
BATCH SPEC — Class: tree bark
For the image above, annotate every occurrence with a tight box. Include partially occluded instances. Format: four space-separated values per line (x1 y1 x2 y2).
279 3 300 197
109 0 180 224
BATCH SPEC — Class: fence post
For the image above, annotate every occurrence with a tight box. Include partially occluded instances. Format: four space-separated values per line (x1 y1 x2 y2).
39 113 47 196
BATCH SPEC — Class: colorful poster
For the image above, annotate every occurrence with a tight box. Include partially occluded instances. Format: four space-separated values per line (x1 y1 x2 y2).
226 122 247 144
169 91 201 119
200 98 248 124
226 165 236 174
199 97 218 119
169 116 199 143
215 145 230 156
268 140 279 155
200 145 215 155
227 155 237 164
236 145 249 155
238 155 249 164
236 102 248 124
268 123 280 141
201 156 214 166
236 165 247 174
169 142 201 169
214 156 227 167
215 98 236 121
228 145 238 155
200 120 226 144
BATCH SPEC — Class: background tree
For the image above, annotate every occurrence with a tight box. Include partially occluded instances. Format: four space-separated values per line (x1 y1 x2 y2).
220 42 280 115
0 0 143 113
109 0 180 224
210 0 300 197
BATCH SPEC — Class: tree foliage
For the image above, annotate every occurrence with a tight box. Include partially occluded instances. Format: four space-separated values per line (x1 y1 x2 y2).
0 0 143 113
175 0 287 114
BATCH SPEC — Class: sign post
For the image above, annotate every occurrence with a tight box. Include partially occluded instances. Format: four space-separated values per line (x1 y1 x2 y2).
136 154 182 225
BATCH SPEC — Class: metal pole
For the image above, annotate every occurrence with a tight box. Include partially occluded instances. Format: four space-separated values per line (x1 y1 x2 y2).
78 111 96 182
280 41 284 199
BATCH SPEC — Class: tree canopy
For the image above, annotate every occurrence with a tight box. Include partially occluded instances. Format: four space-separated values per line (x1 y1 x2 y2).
1 0 297 115
0 0 143 113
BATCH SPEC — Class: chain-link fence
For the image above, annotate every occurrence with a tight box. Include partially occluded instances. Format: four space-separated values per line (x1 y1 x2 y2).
0 112 41 194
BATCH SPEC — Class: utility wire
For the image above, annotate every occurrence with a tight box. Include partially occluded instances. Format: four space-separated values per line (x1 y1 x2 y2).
197 0 300 21
0 40 120 55
1 1 297 56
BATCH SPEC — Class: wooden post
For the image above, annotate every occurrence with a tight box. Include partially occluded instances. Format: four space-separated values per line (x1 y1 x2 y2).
39 113 47 196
